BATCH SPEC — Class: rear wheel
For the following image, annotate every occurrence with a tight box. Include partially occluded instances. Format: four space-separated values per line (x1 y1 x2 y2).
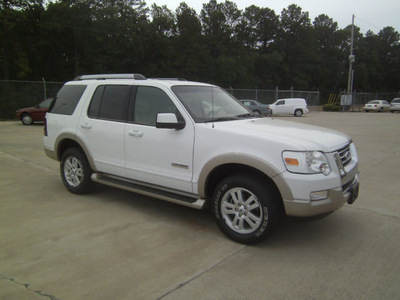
60 148 95 194
294 109 303 117
266 110 272 117
212 173 282 244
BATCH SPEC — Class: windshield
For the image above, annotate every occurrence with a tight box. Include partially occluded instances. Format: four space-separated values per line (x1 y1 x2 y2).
172 85 253 123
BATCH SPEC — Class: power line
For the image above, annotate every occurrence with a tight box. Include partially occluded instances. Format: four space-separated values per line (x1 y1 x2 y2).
354 16 384 33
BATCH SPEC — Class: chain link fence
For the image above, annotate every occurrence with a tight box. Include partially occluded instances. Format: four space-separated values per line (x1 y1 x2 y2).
329 91 400 111
225 87 321 106
0 80 64 119
2 80 398 119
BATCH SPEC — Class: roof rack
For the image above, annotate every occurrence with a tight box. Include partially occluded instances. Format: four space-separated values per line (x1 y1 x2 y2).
73 74 146 81
150 78 187 81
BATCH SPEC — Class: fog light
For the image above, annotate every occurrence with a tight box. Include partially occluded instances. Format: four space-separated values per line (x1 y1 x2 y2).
310 190 328 201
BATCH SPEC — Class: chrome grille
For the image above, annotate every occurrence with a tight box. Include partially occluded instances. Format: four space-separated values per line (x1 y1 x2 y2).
337 144 352 167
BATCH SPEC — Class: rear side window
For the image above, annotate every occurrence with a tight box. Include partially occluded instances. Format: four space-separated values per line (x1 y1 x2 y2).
88 85 131 122
49 85 87 115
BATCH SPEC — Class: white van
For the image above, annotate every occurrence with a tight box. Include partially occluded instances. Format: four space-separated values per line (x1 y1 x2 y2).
268 98 309 117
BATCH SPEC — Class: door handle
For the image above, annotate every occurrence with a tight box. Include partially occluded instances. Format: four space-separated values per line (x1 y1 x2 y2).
80 123 92 129
128 130 144 137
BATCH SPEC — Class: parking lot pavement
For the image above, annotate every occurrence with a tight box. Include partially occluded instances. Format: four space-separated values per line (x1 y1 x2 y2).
1 112 400 300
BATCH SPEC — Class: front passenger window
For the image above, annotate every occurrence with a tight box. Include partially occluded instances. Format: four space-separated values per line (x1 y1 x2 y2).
134 86 177 126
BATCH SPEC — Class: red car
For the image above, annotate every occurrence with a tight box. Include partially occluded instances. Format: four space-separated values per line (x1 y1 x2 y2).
16 98 53 125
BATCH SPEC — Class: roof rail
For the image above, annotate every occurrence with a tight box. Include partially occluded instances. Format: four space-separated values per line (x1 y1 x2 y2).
150 78 187 81
73 74 146 81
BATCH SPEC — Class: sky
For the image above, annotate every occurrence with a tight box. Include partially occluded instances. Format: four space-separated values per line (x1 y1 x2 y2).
149 0 400 34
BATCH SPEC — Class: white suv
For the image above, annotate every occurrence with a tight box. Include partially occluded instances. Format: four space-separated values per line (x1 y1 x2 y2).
44 74 359 244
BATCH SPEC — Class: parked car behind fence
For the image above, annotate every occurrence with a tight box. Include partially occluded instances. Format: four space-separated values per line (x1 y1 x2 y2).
239 99 271 116
362 100 390 112
16 98 53 125
390 98 400 113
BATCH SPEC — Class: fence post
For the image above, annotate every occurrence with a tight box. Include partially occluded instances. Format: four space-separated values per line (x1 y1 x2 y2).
275 86 278 101
290 86 293 98
42 78 47 100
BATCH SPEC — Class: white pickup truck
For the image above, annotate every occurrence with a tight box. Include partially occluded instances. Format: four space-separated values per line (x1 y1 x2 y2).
44 74 359 244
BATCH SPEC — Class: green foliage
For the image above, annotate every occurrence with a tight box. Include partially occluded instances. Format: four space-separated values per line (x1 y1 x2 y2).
0 0 399 96
323 104 340 111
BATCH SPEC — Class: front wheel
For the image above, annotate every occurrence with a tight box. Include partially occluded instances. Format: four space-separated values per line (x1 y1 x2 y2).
212 173 282 244
60 148 95 194
21 114 33 125
294 109 303 117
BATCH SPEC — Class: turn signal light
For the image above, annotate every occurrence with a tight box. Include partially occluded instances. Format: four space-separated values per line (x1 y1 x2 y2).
284 158 299 166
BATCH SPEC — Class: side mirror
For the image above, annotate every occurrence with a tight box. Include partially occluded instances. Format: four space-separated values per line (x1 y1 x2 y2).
156 113 185 130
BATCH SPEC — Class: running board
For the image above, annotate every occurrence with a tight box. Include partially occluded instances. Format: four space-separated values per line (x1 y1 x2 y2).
91 173 206 210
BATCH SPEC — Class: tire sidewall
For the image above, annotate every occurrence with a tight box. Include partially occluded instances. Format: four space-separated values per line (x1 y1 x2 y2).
212 174 278 244
295 109 303 117
60 148 93 194
22 114 33 125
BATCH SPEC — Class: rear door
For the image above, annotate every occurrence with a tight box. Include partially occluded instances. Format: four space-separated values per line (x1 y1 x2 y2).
78 84 131 177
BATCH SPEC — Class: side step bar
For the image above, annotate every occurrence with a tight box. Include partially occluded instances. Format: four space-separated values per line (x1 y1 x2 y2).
91 173 207 210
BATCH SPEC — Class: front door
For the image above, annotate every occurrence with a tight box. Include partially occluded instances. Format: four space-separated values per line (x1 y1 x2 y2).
124 85 194 193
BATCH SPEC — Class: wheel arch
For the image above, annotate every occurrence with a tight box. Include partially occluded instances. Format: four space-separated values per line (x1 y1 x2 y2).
197 154 290 210
55 134 97 171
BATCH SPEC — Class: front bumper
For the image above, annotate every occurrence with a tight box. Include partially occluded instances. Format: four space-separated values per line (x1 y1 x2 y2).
278 159 359 217
282 174 359 217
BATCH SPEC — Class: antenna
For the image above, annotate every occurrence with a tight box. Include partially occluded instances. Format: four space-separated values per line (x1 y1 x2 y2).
212 87 215 128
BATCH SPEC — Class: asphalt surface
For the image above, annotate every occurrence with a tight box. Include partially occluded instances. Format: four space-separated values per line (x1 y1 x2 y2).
1 111 399 300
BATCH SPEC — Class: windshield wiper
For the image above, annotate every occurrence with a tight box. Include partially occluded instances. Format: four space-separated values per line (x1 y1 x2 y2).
204 116 240 123
236 113 258 119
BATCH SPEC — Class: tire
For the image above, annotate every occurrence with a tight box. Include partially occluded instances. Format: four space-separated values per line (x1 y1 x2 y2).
21 114 33 125
254 110 261 116
266 110 272 117
294 109 303 117
378 107 383 112
60 148 95 194
212 173 282 244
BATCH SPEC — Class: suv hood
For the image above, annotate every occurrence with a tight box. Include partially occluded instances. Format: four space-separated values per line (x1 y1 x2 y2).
212 118 350 152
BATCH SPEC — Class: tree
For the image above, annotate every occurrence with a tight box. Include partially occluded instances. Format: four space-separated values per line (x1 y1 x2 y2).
276 4 314 89
174 3 206 80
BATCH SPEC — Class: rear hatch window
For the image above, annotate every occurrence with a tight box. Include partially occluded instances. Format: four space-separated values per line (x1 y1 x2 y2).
49 85 87 115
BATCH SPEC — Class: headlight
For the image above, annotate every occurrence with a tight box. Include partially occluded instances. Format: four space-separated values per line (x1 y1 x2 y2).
282 151 331 175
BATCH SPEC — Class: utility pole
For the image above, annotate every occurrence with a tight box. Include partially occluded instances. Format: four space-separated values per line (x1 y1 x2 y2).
346 14 355 106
